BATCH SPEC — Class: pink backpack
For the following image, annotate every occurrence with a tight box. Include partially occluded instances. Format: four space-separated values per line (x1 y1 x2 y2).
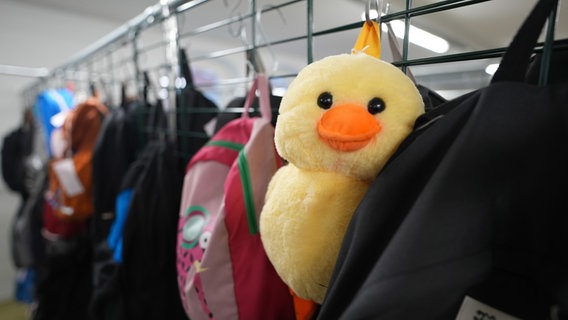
176 75 295 320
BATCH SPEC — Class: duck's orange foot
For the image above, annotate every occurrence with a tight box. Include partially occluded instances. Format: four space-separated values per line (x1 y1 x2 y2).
290 288 319 320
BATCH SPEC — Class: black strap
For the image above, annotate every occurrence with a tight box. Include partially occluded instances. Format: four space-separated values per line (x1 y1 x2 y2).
491 0 558 83
143 71 150 104
179 48 194 87
120 81 127 107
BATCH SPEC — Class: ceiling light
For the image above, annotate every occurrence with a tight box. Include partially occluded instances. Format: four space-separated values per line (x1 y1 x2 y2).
485 63 499 75
361 10 450 53
388 20 449 53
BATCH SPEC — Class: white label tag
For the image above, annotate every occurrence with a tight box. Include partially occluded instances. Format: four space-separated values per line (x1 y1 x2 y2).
203 116 218 137
52 158 85 197
456 296 521 320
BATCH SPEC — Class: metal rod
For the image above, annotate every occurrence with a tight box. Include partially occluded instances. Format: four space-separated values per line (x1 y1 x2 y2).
404 0 491 18
179 13 249 38
390 39 568 68
0 64 48 78
402 0 412 74
131 30 143 101
307 0 314 64
160 0 181 142
251 0 257 72
539 0 557 86
175 0 210 14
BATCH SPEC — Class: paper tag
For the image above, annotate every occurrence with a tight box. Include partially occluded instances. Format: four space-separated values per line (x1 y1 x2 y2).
456 296 521 320
50 128 68 159
203 116 218 137
50 111 68 128
52 158 85 197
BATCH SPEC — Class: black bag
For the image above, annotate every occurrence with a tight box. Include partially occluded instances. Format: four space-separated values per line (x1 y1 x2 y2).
90 138 159 320
1 125 32 195
11 169 47 269
92 99 143 244
33 233 93 320
177 48 219 160
318 0 568 319
120 139 186 320
90 97 187 319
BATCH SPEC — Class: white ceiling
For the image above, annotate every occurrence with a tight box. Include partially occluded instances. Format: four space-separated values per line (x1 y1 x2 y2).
15 0 157 22
15 0 567 49
8 0 568 97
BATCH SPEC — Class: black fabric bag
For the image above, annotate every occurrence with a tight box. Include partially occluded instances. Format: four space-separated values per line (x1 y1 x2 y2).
1 124 33 195
89 132 155 320
92 99 143 245
177 48 219 160
89 137 157 320
120 139 186 320
89 96 186 319
33 233 93 320
11 169 47 269
318 0 568 319
90 139 186 320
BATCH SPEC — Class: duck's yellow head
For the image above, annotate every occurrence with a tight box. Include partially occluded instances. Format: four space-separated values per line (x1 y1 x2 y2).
275 53 424 180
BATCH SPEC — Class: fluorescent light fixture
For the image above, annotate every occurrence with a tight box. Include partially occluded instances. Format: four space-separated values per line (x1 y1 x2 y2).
362 10 450 53
485 63 499 75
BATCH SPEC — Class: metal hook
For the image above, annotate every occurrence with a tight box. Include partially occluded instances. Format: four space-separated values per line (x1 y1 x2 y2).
226 0 245 39
382 1 391 33
244 59 257 78
365 0 383 26
383 2 416 83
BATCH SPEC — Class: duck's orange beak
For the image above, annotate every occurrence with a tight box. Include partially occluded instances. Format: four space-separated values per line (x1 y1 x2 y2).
317 104 381 152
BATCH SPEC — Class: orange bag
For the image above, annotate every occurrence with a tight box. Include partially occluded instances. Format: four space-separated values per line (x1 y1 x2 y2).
47 97 108 222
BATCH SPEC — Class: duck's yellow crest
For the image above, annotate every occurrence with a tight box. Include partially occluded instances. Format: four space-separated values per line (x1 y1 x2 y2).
353 20 381 59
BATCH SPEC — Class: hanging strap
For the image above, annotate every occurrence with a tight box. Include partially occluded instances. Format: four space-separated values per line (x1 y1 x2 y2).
491 0 558 83
179 48 194 87
143 71 151 104
242 74 271 120
353 20 381 59
386 21 416 84
120 81 127 107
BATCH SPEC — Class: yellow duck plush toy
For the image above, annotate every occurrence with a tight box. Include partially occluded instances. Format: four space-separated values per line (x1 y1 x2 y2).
259 21 425 319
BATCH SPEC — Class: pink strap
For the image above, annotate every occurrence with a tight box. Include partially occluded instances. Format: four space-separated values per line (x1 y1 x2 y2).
242 74 271 120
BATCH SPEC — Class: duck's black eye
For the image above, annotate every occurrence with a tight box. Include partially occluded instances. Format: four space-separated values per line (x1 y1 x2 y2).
368 97 386 115
317 92 333 109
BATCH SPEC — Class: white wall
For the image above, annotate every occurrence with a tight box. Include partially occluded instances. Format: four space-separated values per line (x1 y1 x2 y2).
0 0 123 301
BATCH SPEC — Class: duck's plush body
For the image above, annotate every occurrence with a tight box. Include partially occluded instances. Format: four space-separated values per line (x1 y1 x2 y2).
260 52 424 304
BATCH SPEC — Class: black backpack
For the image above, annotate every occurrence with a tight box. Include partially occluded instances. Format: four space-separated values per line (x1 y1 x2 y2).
1 126 32 195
